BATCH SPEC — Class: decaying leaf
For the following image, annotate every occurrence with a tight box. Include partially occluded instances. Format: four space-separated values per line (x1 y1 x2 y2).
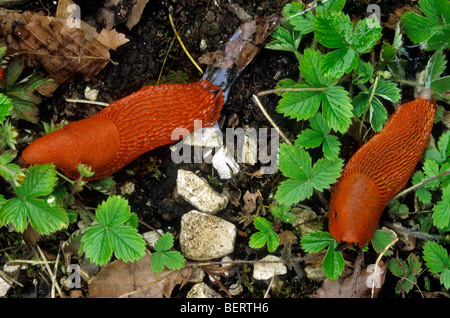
311 262 387 298
88 252 192 298
0 8 129 84
242 190 261 213
199 15 279 71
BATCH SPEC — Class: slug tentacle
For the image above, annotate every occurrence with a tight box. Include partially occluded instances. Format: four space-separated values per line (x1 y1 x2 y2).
20 80 224 180
328 97 436 247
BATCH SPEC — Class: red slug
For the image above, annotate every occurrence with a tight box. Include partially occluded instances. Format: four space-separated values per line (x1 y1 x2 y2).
20 80 223 180
328 96 436 248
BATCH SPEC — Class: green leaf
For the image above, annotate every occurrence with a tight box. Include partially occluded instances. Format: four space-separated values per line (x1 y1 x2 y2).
25 198 68 235
155 232 175 252
278 143 312 180
401 12 439 43
249 217 279 252
108 226 146 263
374 80 401 103
352 17 382 53
151 250 185 272
96 195 131 228
313 10 353 48
432 185 450 229
301 231 336 252
283 1 315 35
423 241 449 274
81 196 146 266
310 157 343 192
321 85 353 133
0 94 13 122
300 48 336 87
276 83 322 121
322 47 358 78
15 164 57 198
270 204 295 223
265 26 301 53
371 229 396 255
425 50 447 88
82 226 113 266
412 171 433 204
322 241 345 280
431 76 450 100
0 197 28 233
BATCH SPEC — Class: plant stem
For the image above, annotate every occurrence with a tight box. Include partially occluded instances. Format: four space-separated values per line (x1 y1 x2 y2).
391 169 450 201
257 86 329 96
360 75 379 137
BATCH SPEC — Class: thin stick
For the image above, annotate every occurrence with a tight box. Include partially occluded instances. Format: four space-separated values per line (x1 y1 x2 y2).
391 169 450 201
360 75 379 136
257 87 329 96
371 237 399 298
252 94 292 145
168 13 203 75
65 98 109 107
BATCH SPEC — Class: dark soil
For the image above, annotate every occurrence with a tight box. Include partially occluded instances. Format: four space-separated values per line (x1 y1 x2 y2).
1 0 447 299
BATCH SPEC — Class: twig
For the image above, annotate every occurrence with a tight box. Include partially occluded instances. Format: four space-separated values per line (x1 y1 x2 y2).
371 237 399 298
65 98 109 107
168 13 203 75
257 87 329 96
252 94 292 145
391 169 450 201
36 245 63 298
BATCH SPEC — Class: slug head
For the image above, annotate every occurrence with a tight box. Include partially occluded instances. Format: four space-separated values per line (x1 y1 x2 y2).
20 116 121 179
328 173 386 248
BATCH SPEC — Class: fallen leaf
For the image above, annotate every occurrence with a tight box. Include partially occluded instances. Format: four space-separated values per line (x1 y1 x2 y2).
311 262 387 298
199 16 278 71
242 190 261 213
1 10 129 84
126 0 149 30
88 252 192 298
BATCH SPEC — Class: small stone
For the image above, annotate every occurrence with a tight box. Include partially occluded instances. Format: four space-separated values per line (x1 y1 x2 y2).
212 146 240 179
180 210 236 261
84 86 99 101
304 265 326 282
186 282 222 298
120 181 135 195
142 230 164 248
176 169 228 214
229 283 243 296
253 255 287 280
292 208 322 237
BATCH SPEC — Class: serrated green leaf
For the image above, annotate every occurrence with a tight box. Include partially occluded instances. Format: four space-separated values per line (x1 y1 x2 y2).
270 204 295 223
425 50 447 88
374 80 401 103
26 198 68 235
371 229 396 255
0 197 28 233
313 11 352 48
155 232 174 252
248 231 269 249
354 60 374 84
300 231 335 252
108 226 146 263
321 85 353 133
151 250 185 272
401 12 439 43
322 134 341 159
431 75 450 100
369 97 388 132
295 128 324 148
352 17 382 53
322 241 345 280
423 159 441 189
322 47 358 78
278 143 312 180
267 231 280 252
253 216 273 233
316 0 346 12
277 84 323 120
275 178 314 205
419 0 450 24
283 2 315 34
300 48 336 87
82 226 113 266
423 241 449 273
310 158 343 191
96 196 131 228
265 26 301 53
15 164 56 198
432 185 450 229
0 94 13 122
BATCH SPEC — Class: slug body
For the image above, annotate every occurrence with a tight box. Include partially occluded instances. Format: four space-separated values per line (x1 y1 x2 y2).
328 97 436 247
21 80 223 180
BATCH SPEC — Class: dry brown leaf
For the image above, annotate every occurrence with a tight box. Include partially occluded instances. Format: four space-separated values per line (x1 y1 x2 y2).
1 10 129 84
88 252 192 298
199 16 278 71
126 0 149 30
242 190 261 213
311 262 387 298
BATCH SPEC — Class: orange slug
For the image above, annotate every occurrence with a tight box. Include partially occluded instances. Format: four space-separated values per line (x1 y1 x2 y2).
20 80 223 180
328 96 436 248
